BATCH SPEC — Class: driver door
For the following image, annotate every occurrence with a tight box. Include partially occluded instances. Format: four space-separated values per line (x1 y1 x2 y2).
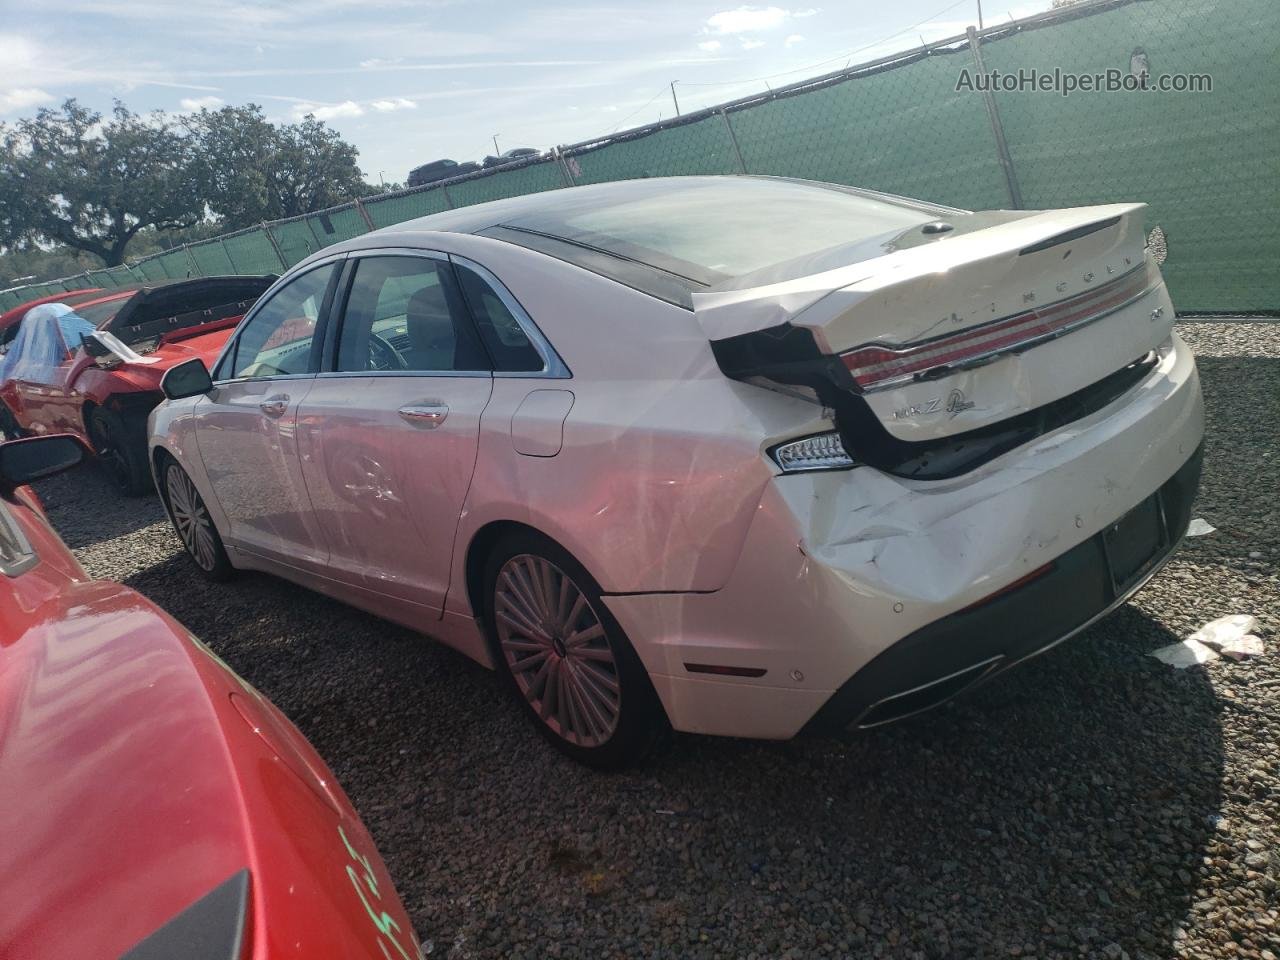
194 260 340 571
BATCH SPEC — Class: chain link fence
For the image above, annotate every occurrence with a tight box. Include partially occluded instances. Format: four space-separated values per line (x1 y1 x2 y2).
2 0 1274 314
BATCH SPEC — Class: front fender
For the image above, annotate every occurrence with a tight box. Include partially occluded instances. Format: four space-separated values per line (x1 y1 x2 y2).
149 396 232 545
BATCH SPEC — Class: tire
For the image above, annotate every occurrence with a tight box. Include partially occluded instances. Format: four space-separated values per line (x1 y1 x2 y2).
0 402 24 441
159 456 235 582
482 531 669 769
87 406 152 496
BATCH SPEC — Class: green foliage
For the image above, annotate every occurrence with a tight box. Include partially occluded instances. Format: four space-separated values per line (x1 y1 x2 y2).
0 100 204 266
185 104 371 229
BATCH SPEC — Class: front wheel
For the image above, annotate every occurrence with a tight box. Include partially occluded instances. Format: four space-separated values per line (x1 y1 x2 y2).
483 532 668 768
161 458 234 581
88 407 152 496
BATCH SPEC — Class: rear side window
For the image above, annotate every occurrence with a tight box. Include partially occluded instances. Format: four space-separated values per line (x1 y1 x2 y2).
454 264 544 373
223 264 335 379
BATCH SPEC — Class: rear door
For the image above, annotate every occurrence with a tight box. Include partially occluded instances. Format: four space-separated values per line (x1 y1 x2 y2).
296 250 494 613
194 260 340 571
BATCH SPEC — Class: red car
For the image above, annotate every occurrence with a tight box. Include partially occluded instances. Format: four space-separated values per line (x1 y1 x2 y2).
0 276 274 493
0 434 423 960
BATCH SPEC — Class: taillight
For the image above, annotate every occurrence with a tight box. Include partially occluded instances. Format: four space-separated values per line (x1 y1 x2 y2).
771 431 855 473
841 262 1156 391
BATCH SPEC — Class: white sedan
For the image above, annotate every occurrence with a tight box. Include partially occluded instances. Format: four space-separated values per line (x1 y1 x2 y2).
149 176 1204 767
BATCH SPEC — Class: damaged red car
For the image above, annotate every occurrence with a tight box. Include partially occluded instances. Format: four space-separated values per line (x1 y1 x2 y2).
0 276 273 493
0 434 423 960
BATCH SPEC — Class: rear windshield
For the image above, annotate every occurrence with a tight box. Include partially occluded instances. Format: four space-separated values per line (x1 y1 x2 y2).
500 177 944 284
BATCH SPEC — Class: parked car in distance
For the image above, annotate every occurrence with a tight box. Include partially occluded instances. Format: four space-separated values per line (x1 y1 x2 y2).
407 158 481 187
149 175 1204 768
0 275 274 493
0 434 422 960
482 147 541 168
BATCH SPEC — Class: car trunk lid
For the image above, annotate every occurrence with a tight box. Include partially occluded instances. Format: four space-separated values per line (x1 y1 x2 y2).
697 202 1172 447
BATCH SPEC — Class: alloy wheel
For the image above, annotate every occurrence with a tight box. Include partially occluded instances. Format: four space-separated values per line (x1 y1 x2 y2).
166 465 219 572
494 555 622 747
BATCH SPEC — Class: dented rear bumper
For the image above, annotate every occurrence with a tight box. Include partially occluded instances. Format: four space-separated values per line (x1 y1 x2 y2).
603 332 1203 740
804 442 1201 731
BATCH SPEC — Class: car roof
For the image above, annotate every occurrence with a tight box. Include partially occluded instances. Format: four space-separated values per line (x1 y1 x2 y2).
366 176 952 308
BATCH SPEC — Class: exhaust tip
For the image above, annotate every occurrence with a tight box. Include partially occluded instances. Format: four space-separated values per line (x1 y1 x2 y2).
854 655 1005 729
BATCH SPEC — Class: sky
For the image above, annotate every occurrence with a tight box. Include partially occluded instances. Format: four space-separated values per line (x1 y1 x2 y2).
0 0 1049 187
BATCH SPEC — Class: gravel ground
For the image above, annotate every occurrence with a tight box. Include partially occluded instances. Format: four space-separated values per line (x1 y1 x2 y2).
34 320 1279 960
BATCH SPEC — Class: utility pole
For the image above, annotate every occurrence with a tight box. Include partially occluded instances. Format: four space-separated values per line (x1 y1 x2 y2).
492 134 500 155
977 0 984 30
670 81 681 117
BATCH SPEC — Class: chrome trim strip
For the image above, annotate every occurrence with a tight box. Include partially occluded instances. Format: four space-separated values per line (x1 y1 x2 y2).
313 370 491 380
853 655 1005 729
852 264 1158 394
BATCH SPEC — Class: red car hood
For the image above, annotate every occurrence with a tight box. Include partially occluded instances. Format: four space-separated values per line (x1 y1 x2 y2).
82 324 235 394
0 492 420 960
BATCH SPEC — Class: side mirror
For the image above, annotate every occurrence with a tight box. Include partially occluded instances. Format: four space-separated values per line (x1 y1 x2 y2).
161 358 214 401
0 434 88 497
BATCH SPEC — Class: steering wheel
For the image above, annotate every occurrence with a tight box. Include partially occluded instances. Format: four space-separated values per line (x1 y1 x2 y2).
369 333 407 372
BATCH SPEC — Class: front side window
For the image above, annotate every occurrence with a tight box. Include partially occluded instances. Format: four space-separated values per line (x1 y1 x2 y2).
335 256 489 374
225 264 335 380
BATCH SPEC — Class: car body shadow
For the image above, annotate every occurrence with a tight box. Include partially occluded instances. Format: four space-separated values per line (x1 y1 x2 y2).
119 545 1223 960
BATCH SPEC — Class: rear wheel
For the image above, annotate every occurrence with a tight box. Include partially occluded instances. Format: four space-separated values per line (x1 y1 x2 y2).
87 407 152 496
162 458 234 581
483 532 668 768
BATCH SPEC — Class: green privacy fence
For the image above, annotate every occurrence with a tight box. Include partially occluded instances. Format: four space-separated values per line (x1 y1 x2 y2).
3 0 1275 314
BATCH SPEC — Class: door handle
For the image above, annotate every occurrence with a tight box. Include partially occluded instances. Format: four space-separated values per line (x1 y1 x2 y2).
398 402 449 429
259 394 289 418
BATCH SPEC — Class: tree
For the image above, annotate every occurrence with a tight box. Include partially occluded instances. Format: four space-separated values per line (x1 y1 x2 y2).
186 104 373 230
0 100 203 266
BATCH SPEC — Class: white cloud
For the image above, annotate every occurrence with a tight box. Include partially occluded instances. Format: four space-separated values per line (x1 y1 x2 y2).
784 33 804 47
360 56 404 69
0 87 55 112
291 100 364 121
179 95 224 112
740 37 766 50
706 6 789 34
697 39 722 52
370 97 416 112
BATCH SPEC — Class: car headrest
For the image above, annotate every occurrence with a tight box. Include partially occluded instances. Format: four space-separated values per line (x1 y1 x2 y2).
405 283 456 368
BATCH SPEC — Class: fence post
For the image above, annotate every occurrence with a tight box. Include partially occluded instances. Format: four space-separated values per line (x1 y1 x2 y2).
261 222 288 271
552 146 577 186
181 243 199 278
355 198 376 232
719 109 748 174
967 26 1023 209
